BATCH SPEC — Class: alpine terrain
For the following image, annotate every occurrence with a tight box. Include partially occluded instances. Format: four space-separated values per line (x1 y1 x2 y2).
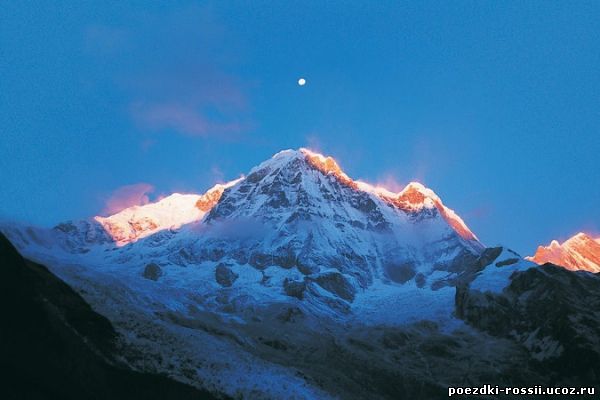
528 232 600 272
2 148 599 399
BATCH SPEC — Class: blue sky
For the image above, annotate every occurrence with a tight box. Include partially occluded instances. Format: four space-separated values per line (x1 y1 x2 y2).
1 1 599 254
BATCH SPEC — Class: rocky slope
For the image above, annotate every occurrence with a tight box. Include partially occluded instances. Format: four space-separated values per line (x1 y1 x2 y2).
528 232 600 272
456 261 600 385
0 233 220 400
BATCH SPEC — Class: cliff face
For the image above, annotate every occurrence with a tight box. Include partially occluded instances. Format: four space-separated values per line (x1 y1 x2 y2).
456 263 600 384
0 233 220 400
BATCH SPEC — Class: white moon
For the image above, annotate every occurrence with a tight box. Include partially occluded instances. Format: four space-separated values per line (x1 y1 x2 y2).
298 78 306 86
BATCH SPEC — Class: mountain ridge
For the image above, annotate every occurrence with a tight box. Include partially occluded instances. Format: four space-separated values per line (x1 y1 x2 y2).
83 148 480 251
528 232 600 272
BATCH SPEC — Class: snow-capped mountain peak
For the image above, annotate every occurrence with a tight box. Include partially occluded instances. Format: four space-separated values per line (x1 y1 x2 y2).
194 148 484 290
301 148 357 188
0 147 510 399
378 181 478 242
94 193 204 245
6 147 483 291
226 148 479 242
527 232 600 272
86 148 481 266
95 178 242 245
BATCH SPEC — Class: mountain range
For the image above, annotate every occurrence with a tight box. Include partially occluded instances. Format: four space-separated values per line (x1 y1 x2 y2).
528 232 600 272
1 148 599 399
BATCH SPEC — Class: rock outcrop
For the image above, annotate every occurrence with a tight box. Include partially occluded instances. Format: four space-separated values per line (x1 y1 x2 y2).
456 263 600 383
142 262 162 281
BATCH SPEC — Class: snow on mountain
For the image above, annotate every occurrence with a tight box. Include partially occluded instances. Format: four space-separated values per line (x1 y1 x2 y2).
470 247 533 293
95 179 242 246
5 148 600 399
302 148 478 243
527 232 600 272
2 148 513 399
3 148 488 311
194 148 484 289
94 193 203 246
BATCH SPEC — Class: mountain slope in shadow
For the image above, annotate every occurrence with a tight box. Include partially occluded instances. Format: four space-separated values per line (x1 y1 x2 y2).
0 233 221 400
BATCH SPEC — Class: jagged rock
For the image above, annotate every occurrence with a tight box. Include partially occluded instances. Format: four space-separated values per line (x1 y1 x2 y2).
456 264 600 381
442 246 510 289
276 306 303 322
215 263 238 287
495 257 519 267
384 261 416 283
245 167 270 183
283 278 307 299
142 263 162 281
415 272 426 288
248 252 271 269
296 260 319 275
310 271 356 302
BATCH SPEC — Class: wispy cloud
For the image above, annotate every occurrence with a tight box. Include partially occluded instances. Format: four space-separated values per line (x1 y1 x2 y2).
305 134 324 153
130 101 247 138
85 5 252 139
372 174 406 193
102 183 155 215
208 165 226 184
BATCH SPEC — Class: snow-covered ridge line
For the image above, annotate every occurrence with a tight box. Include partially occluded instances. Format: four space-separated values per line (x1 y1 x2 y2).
380 182 478 242
94 148 478 246
195 177 244 212
527 232 600 272
1 147 504 398
299 148 478 242
95 178 243 245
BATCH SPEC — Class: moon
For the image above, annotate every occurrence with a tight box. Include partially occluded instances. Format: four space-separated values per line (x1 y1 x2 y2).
298 78 306 86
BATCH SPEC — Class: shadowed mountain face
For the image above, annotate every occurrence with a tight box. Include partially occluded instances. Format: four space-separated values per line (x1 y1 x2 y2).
456 263 600 385
0 233 220 400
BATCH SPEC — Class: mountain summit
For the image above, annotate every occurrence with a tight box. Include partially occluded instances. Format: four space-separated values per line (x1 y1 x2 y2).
528 232 600 272
4 147 484 305
93 148 479 250
198 148 483 287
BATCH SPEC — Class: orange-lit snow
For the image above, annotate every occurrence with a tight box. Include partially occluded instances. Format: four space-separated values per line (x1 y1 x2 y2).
196 177 244 211
96 148 478 245
95 178 242 245
301 148 358 189
527 232 600 272
301 148 478 242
